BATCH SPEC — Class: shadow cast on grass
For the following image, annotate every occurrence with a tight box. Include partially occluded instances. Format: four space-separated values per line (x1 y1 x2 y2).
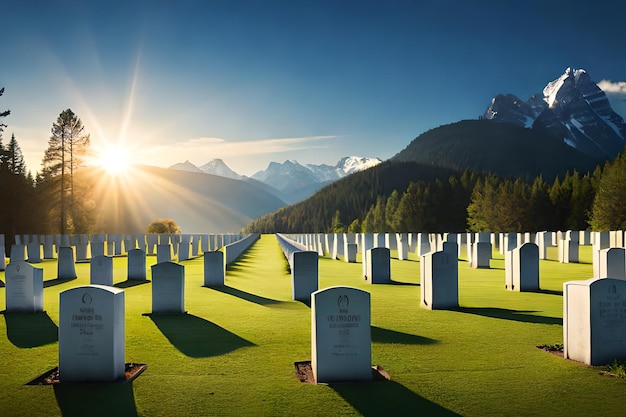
149 313 255 357
330 380 461 417
54 381 137 417
206 285 283 306
388 280 419 286
114 279 151 288
43 278 77 288
3 311 58 347
533 288 563 296
371 326 438 345
458 307 562 325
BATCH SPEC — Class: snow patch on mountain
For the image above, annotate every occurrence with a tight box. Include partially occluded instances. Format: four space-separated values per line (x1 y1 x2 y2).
198 159 244 180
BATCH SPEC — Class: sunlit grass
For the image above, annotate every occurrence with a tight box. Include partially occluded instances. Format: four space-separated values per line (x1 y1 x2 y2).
0 237 625 416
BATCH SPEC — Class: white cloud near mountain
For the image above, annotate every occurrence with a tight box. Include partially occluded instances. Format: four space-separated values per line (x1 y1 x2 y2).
598 80 626 95
598 80 626 121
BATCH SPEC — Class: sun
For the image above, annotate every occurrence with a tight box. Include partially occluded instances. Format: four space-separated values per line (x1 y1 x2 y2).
99 145 131 174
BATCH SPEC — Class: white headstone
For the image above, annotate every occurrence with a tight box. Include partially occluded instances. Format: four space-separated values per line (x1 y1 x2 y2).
599 247 626 280
151 261 185 314
328 233 343 259
10 244 27 263
366 247 391 284
509 242 540 292
128 249 147 281
105 237 115 256
396 233 408 261
57 247 77 279
471 242 491 268
200 235 211 253
192 234 201 257
42 235 55 259
610 230 624 248
421 250 458 310
178 234 191 261
26 238 42 263
593 231 611 278
311 286 371 383
123 234 136 253
109 234 123 256
361 234 374 277
156 243 173 264
558 238 579 263
136 234 147 253
535 231 549 260
171 234 181 256
5 261 44 312
146 234 159 255
326 234 336 260
417 233 431 256
345 243 357 263
90 255 113 286
290 251 318 303
564 278 626 365
59 285 125 382
203 251 225 286
90 234 106 258
75 234 90 260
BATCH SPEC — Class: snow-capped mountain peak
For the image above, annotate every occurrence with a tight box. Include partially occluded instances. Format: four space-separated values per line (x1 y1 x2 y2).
484 67 626 160
198 159 244 180
336 156 383 175
250 156 381 197
169 158 244 180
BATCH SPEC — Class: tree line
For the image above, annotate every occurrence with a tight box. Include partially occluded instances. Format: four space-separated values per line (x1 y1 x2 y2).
245 153 626 234
0 88 95 250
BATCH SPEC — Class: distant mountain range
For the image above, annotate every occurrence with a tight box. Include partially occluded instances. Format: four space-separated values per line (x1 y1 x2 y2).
169 156 382 203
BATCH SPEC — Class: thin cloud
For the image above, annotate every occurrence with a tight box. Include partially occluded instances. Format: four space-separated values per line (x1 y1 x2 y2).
187 137 226 144
598 80 626 95
179 135 337 155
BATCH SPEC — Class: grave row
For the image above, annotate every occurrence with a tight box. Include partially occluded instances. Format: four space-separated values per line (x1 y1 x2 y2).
3 235 261 315
1 232 247 266
3 247 229 314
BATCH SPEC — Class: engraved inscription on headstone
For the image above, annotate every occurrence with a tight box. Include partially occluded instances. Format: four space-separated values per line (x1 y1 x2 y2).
311 286 371 384
59 285 125 382
5 261 44 312
564 278 626 365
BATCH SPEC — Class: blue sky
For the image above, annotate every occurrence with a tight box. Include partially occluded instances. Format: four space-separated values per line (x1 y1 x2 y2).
1 0 626 176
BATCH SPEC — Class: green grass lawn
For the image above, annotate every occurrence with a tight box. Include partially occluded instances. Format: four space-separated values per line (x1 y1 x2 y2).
1 235 625 416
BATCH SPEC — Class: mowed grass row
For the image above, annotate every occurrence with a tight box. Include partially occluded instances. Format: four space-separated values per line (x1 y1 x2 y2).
0 235 624 416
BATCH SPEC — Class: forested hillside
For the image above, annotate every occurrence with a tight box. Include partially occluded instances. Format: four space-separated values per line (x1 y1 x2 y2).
244 119 623 234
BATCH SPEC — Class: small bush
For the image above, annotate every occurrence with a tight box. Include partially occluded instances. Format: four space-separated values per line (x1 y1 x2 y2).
606 359 626 380
146 218 181 234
